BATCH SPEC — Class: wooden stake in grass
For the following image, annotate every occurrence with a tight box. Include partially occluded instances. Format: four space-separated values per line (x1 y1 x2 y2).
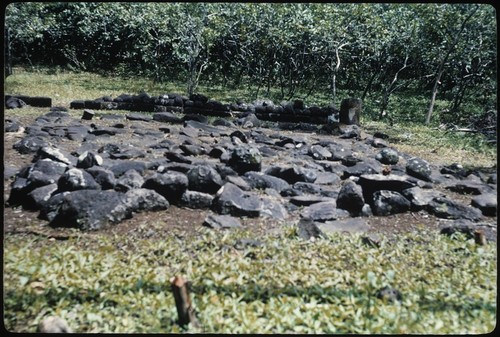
170 276 199 328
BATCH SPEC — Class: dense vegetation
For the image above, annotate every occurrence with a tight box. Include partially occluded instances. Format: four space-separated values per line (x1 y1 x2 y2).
4 227 497 333
5 3 497 125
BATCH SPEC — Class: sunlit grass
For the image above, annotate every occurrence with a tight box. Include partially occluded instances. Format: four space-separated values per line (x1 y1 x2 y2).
3 228 496 333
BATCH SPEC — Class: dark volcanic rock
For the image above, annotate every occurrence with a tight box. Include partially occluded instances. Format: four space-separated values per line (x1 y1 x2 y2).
372 190 411 216
375 148 399 165
24 183 58 210
122 188 169 212
142 171 188 204
86 167 116 190
109 161 147 177
297 217 326 240
13 136 48 154
268 165 317 184
27 159 68 188
49 190 131 230
181 190 214 209
186 165 224 194
153 112 183 124
358 173 416 203
445 180 492 195
76 151 103 169
114 169 145 192
427 197 483 221
228 145 262 174
402 187 446 211
471 193 497 216
242 171 290 192
300 201 350 222
406 157 432 182
57 168 101 192
203 214 242 229
212 182 288 220
35 146 75 166
336 180 365 215
289 195 335 206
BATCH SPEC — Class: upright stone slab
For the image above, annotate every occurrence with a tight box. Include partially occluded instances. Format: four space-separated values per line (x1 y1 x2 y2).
340 98 362 125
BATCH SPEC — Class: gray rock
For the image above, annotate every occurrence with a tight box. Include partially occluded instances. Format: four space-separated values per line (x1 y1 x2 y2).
181 190 214 209
402 187 446 211
203 214 242 229
115 169 145 192
122 188 169 212
37 316 72 333
152 112 183 124
57 168 101 192
242 171 290 192
375 286 402 303
110 148 147 160
375 148 399 165
300 201 350 222
358 173 416 202
212 182 262 217
427 197 483 221
81 109 95 120
13 136 48 154
309 145 332 160
35 146 76 166
126 113 153 122
142 171 189 204
406 157 432 182
86 167 116 189
268 165 317 184
336 180 365 215
291 182 322 195
76 151 103 169
471 193 497 216
187 165 224 194
445 180 493 195
314 172 341 185
317 218 370 234
49 190 131 230
297 217 326 240
228 145 262 174
26 159 68 188
372 190 411 216
289 195 336 206
342 161 382 179
24 183 58 210
109 161 147 177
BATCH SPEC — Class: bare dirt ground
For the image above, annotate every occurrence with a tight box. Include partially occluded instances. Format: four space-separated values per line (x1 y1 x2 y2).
3 109 497 245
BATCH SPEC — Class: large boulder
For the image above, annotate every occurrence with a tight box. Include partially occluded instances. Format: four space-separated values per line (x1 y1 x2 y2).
426 197 483 221
212 183 262 217
186 165 224 194
57 168 101 192
142 171 189 204
371 190 411 216
228 145 262 174
406 157 432 182
300 201 350 222
336 180 365 215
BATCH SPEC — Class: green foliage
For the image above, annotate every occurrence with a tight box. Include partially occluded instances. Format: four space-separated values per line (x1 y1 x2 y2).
3 228 496 333
5 3 496 125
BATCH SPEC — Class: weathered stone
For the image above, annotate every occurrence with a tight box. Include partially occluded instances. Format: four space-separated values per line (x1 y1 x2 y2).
4 118 21 132
203 214 242 229
179 144 206 156
12 136 48 154
228 145 262 174
212 182 262 217
375 286 402 303
300 201 350 222
109 161 147 177
427 197 483 221
471 193 497 216
187 165 224 194
289 195 336 206
296 217 326 240
339 98 362 125
242 171 290 192
24 183 58 210
110 148 146 160
318 218 370 234
35 146 75 166
26 159 68 188
37 316 72 333
336 180 365 215
314 172 341 185
402 186 446 211
76 151 103 169
86 167 116 190
406 157 432 182
342 161 382 179
375 148 399 165
181 190 214 209
358 173 416 202
115 169 145 192
142 171 189 204
445 180 492 195
49 190 131 230
309 145 332 160
57 168 101 192
122 188 169 212
268 165 317 184
81 109 95 120
372 190 411 216
291 182 322 195
152 112 183 124
126 113 153 122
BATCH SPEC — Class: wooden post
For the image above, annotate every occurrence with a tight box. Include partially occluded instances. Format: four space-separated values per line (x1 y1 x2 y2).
170 276 199 328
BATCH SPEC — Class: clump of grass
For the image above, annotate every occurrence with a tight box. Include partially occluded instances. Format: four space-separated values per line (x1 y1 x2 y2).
3 227 496 334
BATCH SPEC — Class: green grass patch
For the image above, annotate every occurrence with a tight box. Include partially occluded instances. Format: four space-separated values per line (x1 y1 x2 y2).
3 228 496 334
